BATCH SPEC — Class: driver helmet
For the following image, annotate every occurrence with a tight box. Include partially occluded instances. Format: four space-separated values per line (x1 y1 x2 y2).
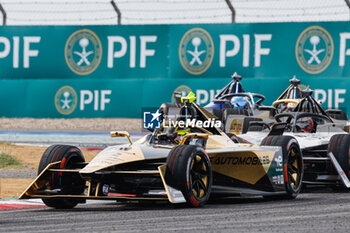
298 118 315 133
170 127 191 144
286 102 297 110
231 96 248 109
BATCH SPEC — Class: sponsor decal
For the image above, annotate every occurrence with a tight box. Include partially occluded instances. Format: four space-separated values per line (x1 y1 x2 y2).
179 28 214 75
211 155 270 166
314 88 346 109
211 156 261 166
55 86 78 115
65 29 102 75
295 26 334 74
272 175 285 185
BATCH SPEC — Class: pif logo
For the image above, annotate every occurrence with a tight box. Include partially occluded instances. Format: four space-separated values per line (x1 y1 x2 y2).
179 28 214 75
65 29 102 75
295 26 334 74
55 86 78 115
55 86 112 115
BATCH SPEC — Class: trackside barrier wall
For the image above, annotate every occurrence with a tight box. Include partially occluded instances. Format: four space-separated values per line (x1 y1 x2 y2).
0 22 350 117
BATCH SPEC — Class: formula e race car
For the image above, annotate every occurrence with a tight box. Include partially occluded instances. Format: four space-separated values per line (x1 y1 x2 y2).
238 88 350 189
202 73 279 135
204 73 273 118
204 73 276 131
271 76 303 114
272 76 349 122
226 76 350 135
20 93 303 209
161 73 275 135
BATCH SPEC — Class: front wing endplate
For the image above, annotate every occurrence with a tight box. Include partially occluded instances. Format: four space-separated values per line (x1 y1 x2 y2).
158 165 186 204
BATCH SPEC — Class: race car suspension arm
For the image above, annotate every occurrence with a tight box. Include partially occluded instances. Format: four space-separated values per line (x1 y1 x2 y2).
328 152 350 188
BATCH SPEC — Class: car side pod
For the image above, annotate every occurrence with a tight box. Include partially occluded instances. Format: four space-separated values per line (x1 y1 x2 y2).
328 152 350 188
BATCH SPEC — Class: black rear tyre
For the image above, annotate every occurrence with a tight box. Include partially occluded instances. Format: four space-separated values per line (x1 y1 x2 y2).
38 145 85 209
165 145 212 207
261 136 303 199
328 134 350 189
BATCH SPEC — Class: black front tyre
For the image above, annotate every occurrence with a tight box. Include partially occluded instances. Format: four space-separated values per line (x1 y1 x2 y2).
38 145 86 209
261 136 303 199
165 145 212 207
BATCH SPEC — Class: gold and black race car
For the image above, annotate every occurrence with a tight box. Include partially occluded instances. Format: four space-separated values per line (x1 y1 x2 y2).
20 94 303 208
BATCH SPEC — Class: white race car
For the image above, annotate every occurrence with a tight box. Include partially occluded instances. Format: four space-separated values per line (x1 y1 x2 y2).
238 87 350 189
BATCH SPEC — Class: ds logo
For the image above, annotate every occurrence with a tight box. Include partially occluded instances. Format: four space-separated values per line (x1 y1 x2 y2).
55 86 112 115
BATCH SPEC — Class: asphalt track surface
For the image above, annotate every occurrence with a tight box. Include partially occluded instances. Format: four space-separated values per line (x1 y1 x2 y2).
1 190 350 233
1 132 350 232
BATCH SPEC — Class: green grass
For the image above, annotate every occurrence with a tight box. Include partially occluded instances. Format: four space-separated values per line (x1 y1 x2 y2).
0 152 23 168
0 142 12 146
